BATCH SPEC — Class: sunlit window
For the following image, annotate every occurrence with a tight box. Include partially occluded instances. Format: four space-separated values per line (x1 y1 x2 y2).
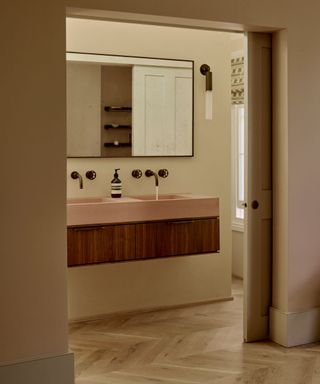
232 104 245 230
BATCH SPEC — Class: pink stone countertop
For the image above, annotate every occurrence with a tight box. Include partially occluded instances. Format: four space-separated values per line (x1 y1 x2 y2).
67 194 219 226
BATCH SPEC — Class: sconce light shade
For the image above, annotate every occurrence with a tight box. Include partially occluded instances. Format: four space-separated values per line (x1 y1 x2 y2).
205 91 213 120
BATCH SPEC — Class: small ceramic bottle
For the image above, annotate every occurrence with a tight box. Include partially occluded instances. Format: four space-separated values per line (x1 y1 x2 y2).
111 168 122 198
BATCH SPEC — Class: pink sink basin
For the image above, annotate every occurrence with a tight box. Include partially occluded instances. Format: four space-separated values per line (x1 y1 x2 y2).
67 194 219 226
67 197 113 204
131 194 189 201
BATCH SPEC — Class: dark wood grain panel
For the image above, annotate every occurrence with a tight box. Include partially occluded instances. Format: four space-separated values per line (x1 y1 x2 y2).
135 218 219 259
106 224 136 262
67 224 136 266
67 226 104 266
68 218 219 266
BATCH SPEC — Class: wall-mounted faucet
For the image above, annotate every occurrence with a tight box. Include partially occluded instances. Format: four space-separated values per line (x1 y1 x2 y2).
145 169 159 187
71 171 83 189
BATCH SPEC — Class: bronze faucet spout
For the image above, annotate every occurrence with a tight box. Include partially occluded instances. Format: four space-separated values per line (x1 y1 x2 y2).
71 171 83 189
145 169 159 187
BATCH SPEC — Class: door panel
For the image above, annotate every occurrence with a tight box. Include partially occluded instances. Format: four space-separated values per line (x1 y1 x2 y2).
67 224 136 266
244 33 272 342
135 218 219 259
67 226 105 266
104 224 136 262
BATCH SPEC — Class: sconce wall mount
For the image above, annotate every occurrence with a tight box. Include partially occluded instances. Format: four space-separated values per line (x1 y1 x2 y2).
200 64 212 91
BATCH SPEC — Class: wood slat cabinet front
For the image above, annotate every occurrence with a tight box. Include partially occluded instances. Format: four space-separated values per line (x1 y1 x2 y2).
67 224 136 266
135 218 219 259
67 217 219 267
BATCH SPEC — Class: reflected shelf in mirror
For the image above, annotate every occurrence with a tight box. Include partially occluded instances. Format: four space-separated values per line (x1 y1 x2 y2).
104 124 131 129
104 142 131 147
104 105 132 112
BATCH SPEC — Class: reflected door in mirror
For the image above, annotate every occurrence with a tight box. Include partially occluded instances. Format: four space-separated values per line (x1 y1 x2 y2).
132 66 193 156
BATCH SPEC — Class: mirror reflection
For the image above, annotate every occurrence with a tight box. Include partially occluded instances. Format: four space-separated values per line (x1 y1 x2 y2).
67 52 194 158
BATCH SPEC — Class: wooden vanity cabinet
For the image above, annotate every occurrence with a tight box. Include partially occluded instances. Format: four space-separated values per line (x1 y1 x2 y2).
67 224 136 266
67 217 219 267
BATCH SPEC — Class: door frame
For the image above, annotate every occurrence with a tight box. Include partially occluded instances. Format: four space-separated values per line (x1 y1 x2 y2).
66 6 277 340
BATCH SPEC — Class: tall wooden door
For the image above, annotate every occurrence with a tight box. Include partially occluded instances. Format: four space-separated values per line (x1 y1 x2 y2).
244 33 272 342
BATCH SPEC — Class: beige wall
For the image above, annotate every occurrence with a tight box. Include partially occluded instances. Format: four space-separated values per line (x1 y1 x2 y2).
272 30 289 312
67 19 233 318
0 0 69 369
286 23 320 313
69 254 231 320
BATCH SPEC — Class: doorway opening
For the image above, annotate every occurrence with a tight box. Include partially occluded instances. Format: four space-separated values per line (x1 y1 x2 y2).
66 11 273 381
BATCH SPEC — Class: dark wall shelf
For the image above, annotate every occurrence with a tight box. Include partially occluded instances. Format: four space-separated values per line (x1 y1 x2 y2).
104 106 132 111
104 142 132 147
104 124 132 129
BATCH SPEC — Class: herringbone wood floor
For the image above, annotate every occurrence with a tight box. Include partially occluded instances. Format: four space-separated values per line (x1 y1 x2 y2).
69 278 320 383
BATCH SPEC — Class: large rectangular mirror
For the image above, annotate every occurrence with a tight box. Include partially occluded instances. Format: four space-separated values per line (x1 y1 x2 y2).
67 52 194 158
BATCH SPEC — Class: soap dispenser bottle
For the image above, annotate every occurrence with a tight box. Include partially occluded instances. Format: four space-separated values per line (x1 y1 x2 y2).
111 168 122 198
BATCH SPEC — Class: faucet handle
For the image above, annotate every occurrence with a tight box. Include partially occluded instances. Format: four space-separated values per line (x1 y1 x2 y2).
132 169 142 179
158 169 169 178
86 170 96 180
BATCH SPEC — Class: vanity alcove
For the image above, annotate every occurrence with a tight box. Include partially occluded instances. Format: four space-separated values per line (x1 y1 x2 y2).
67 52 219 267
67 195 220 266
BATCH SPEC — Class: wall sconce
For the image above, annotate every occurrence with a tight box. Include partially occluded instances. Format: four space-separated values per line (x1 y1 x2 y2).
200 64 213 120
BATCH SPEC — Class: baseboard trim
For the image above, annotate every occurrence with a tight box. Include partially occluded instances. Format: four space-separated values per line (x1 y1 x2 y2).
0 353 74 384
270 306 320 347
69 296 234 323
